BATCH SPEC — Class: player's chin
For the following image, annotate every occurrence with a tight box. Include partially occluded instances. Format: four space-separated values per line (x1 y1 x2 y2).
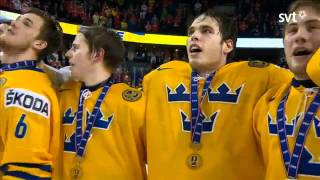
189 60 202 71
188 55 201 63
289 62 308 75
294 54 313 63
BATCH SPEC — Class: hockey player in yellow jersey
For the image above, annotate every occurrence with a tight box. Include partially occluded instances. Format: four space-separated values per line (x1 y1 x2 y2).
143 10 293 180
60 26 146 180
0 8 63 179
253 0 320 179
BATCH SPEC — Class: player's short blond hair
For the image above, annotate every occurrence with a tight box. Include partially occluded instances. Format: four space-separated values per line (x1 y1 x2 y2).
288 0 320 14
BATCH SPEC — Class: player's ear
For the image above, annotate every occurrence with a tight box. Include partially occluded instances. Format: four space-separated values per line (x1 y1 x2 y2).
92 48 105 63
33 40 47 51
223 39 233 55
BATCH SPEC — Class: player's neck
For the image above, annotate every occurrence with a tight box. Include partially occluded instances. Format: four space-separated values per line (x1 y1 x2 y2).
294 73 309 81
196 65 222 78
82 65 112 87
198 70 215 78
2 50 37 64
194 60 225 77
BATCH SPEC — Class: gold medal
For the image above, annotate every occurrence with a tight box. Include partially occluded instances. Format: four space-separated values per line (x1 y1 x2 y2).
187 153 202 169
70 156 82 180
70 165 82 180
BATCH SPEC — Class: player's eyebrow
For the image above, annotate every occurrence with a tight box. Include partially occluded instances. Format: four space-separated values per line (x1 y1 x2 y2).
187 25 214 34
304 19 320 24
199 25 214 30
15 15 34 26
24 17 34 25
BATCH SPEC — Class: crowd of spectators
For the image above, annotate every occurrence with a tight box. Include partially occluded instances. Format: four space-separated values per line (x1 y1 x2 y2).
1 0 293 37
236 0 292 37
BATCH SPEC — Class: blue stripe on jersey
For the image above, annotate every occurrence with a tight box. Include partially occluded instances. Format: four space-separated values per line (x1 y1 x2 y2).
4 171 51 180
1 162 52 172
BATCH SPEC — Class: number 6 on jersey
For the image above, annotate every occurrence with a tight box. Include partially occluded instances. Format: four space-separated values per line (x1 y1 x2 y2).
15 114 27 138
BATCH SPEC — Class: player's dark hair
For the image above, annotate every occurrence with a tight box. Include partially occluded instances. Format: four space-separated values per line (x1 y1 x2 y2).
190 10 238 60
24 8 63 60
79 26 125 71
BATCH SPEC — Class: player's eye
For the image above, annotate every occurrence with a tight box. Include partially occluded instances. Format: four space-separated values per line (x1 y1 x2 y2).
202 28 212 34
307 23 320 32
23 21 31 27
187 29 194 36
71 45 79 51
286 26 298 34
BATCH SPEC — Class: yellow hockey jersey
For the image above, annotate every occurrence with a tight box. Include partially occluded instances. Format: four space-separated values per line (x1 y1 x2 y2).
59 82 147 180
143 60 293 180
307 48 320 86
0 68 61 179
254 80 320 179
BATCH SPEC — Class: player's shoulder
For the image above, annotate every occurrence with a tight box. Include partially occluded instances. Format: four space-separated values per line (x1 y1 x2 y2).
59 81 80 93
157 60 190 70
4 69 57 94
223 60 275 70
259 82 291 106
110 83 144 103
144 60 190 80
222 60 291 76
4 69 51 84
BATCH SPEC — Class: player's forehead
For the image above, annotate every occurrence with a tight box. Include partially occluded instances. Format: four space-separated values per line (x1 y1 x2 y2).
287 6 320 25
19 13 44 29
73 33 87 45
189 15 220 30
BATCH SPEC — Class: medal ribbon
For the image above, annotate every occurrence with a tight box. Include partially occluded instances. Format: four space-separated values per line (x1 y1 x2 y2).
190 71 215 144
277 88 320 178
75 78 113 157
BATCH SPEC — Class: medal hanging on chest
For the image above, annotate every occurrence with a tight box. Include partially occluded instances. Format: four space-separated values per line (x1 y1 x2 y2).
277 89 320 179
187 71 215 169
71 79 113 179
70 156 82 180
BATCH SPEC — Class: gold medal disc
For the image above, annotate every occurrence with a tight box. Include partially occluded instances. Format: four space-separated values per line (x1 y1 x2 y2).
187 153 202 169
71 156 82 179
70 165 82 180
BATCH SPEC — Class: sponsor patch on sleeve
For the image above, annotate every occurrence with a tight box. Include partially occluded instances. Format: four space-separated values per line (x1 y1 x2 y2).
5 88 51 118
